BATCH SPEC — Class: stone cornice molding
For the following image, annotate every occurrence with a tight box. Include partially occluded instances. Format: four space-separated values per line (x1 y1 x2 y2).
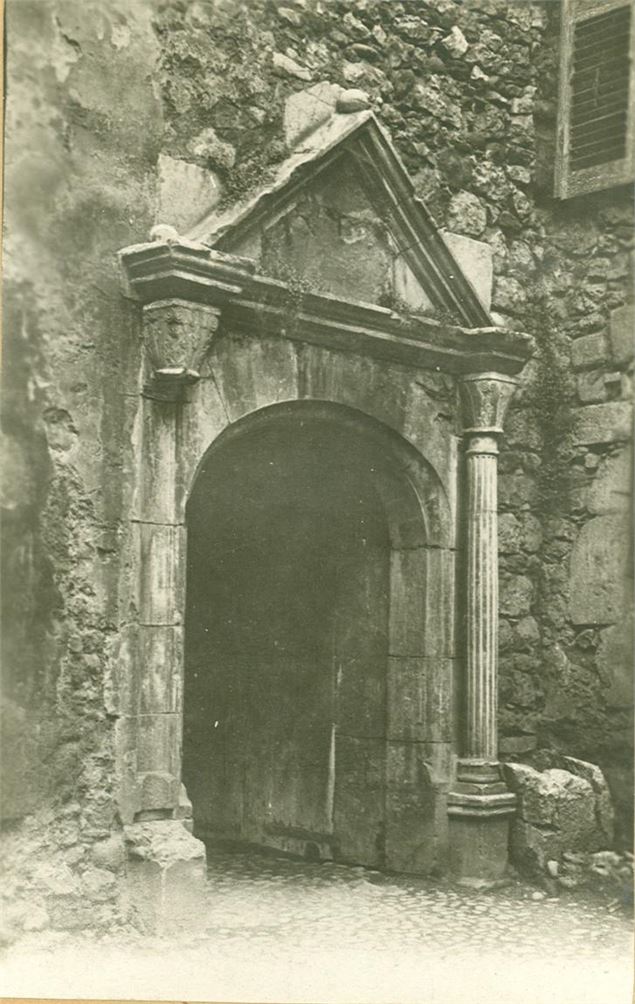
118 239 535 379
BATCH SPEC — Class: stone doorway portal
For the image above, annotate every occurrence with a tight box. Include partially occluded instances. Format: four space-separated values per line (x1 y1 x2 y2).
183 408 394 866
114 96 534 927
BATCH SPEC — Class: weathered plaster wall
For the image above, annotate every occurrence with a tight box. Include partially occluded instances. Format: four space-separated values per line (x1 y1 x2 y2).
1 0 633 935
1 0 163 932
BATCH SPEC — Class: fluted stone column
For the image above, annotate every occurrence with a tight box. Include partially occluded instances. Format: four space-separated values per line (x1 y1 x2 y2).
448 372 517 884
465 440 499 761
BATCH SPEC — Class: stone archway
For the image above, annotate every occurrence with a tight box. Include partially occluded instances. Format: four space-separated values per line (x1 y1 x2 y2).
182 401 447 870
117 212 531 926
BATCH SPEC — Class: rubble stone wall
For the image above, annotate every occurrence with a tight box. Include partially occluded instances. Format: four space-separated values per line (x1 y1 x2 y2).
1 0 632 933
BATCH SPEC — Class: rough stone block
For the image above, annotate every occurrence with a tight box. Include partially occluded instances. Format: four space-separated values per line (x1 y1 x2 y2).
384 746 440 874
136 713 181 776
387 657 425 742
92 833 126 872
559 756 614 845
0 698 42 822
572 401 633 445
603 765 634 847
139 771 180 812
114 717 142 825
375 464 428 551
568 513 630 624
448 813 512 884
498 733 537 755
609 302 634 364
33 861 81 896
492 275 526 314
570 332 607 371
393 257 435 313
273 51 311 81
81 866 118 903
157 154 221 233
387 656 454 742
502 407 543 451
556 751 616 801
386 741 433 790
514 615 540 647
419 741 454 784
389 549 426 656
284 82 341 148
341 60 369 85
596 612 634 708
576 370 608 404
446 190 487 238
336 88 371 113
263 168 393 303
442 231 493 311
498 512 521 554
124 820 206 935
385 784 438 875
500 574 533 618
499 470 539 508
299 343 409 439
210 334 299 424
174 783 194 832
403 384 458 537
111 623 183 716
138 625 183 714
336 651 386 739
504 760 612 872
441 25 469 57
133 522 186 626
175 376 228 519
424 548 456 656
186 127 235 170
334 736 385 867
586 447 632 514
48 894 94 930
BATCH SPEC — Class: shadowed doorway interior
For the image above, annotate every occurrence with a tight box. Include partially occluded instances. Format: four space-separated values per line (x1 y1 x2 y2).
183 407 392 866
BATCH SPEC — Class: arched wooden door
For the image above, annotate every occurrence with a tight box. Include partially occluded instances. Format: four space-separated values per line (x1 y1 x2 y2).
183 409 392 865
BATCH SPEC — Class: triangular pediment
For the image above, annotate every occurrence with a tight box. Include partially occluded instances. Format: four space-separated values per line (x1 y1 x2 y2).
188 110 492 328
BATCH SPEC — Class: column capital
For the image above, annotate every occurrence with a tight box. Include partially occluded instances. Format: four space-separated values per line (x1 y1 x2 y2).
459 372 517 439
142 298 222 401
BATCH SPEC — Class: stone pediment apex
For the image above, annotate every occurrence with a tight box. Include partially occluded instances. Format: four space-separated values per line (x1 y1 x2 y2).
185 108 494 329
118 238 534 377
119 100 536 375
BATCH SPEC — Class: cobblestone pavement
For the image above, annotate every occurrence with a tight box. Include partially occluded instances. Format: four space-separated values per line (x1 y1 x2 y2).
2 846 633 1004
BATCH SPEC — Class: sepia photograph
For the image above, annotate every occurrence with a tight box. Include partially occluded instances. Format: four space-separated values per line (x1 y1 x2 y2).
0 0 633 1002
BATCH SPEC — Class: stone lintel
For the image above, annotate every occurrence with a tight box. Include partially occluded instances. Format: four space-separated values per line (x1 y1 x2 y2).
118 240 534 378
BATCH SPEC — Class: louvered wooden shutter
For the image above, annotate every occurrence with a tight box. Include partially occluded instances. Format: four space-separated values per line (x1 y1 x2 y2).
555 0 635 198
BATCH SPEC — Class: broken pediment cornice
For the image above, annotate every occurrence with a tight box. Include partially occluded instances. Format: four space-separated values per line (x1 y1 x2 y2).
119 238 534 377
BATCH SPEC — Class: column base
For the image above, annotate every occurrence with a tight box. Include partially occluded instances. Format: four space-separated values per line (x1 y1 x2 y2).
124 819 207 935
447 760 516 885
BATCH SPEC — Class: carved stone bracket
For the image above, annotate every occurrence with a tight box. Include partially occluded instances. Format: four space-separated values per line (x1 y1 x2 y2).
142 298 222 401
